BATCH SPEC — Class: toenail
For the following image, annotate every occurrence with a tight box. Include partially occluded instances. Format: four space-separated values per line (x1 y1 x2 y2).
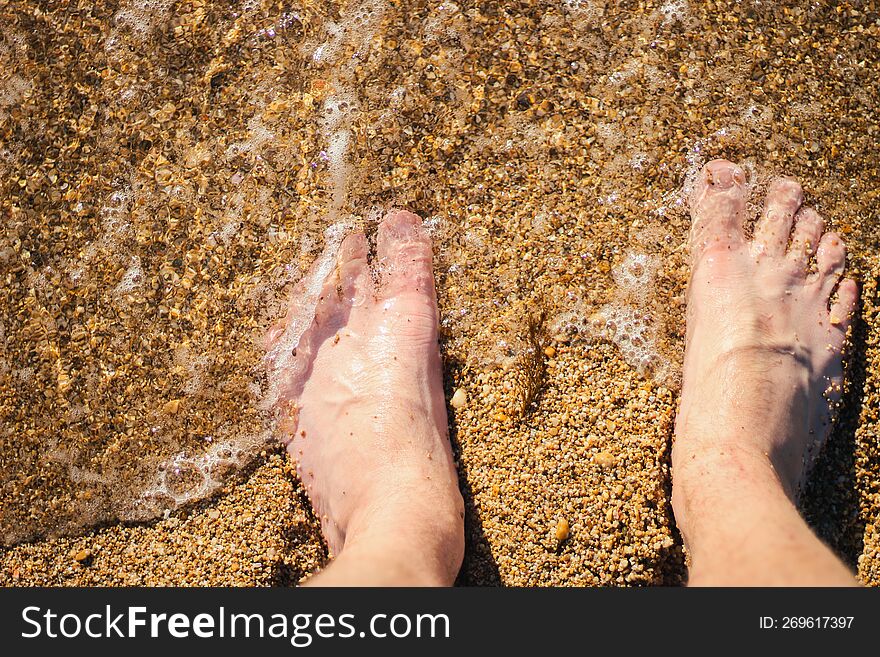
709 166 736 189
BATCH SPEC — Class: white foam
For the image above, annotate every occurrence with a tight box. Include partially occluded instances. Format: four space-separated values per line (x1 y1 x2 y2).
0 28 31 121
316 89 357 219
553 247 675 384
629 151 649 171
612 251 659 302
603 247 678 384
741 102 773 127
552 297 593 337
137 429 272 510
106 0 173 50
225 115 276 160
114 256 143 296
562 0 604 21
594 303 667 379
15 366 34 383
304 1 391 219
472 113 553 157
68 185 135 285
0 74 30 120
660 0 689 24
173 343 212 396
424 2 465 43
69 465 110 485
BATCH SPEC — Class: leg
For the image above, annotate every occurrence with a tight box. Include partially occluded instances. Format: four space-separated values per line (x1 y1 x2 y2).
267 211 464 586
672 159 860 586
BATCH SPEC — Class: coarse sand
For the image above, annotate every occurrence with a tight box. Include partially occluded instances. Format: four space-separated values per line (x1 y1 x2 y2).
1 0 879 585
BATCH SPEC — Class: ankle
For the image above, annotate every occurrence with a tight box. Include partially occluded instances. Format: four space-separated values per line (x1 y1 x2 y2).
671 438 791 548
340 482 464 585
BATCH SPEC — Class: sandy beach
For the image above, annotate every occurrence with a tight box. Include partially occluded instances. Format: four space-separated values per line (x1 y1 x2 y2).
1 0 879 586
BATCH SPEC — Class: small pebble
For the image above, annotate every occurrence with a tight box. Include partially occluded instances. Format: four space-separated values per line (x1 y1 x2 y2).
555 519 570 541
450 387 467 409
1 0 877 592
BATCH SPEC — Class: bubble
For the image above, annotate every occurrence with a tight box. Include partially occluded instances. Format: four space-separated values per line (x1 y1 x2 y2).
0 28 31 123
224 115 276 161
612 251 660 302
562 0 604 22
128 431 269 519
105 0 174 53
595 304 666 378
173 344 213 397
659 0 689 25
630 151 648 171
114 256 143 295
164 461 205 498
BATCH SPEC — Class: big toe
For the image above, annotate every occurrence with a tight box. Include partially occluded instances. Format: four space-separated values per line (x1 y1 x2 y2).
688 159 747 258
376 210 436 299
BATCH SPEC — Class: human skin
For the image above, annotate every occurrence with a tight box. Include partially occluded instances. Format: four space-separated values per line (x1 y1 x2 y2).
671 159 859 586
266 210 464 586
269 160 859 587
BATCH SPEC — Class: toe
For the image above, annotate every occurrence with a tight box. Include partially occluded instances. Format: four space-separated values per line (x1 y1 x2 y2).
753 177 803 257
828 277 858 339
339 229 368 265
337 231 372 301
264 320 286 351
376 209 436 298
813 231 847 294
313 266 345 326
265 247 338 353
787 206 824 270
688 159 747 258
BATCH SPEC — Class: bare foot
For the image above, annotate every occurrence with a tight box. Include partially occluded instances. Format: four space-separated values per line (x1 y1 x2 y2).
266 210 464 585
674 159 858 491
671 159 859 585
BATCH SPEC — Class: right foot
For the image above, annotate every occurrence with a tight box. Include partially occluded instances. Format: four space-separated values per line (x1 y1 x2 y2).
673 159 858 517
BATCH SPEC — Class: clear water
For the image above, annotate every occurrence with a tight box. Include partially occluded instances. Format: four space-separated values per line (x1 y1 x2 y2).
1 0 876 545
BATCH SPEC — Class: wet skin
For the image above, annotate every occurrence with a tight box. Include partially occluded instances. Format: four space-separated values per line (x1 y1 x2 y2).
267 161 858 586
674 159 857 495
672 159 858 585
266 210 464 585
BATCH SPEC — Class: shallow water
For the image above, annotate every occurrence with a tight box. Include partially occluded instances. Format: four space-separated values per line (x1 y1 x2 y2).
0 0 878 585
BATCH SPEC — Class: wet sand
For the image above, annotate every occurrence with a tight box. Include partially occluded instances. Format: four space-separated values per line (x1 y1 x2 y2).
1 0 879 585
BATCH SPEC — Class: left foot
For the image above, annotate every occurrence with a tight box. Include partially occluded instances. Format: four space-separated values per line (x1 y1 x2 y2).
265 210 464 585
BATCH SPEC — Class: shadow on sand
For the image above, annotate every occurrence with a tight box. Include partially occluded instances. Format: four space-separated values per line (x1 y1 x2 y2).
443 355 504 586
